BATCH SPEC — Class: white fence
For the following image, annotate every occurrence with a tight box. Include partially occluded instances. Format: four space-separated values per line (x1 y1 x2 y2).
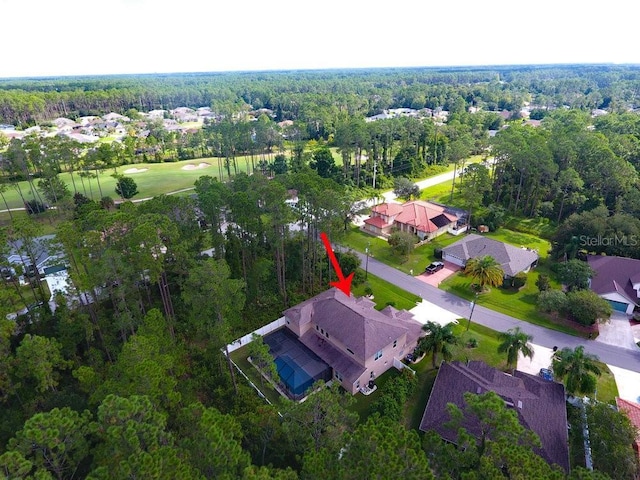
393 357 416 374
226 316 286 353
448 225 468 236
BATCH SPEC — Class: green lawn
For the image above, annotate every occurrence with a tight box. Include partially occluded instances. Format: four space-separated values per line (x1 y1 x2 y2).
340 226 461 275
592 362 618 405
504 215 558 240
0 157 264 209
352 272 421 311
229 346 283 406
350 368 400 422
439 268 581 336
483 228 552 259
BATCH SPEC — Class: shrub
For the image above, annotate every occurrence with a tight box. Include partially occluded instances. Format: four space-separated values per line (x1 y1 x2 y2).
114 176 139 199
535 274 550 292
510 272 527 289
24 199 47 214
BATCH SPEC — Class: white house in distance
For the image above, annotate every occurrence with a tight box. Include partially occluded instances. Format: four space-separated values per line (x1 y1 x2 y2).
587 255 640 315
442 234 539 279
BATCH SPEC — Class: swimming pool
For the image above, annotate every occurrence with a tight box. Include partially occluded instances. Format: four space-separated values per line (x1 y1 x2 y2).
275 355 314 396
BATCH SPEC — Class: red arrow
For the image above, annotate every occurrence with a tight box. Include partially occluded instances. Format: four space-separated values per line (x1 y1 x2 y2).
320 232 353 297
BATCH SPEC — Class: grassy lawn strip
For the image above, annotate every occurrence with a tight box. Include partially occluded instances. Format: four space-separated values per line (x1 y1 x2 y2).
352 272 421 311
229 345 283 406
592 362 618 405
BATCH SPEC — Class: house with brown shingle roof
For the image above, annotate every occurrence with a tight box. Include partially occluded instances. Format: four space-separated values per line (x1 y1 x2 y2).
363 200 458 241
420 361 570 472
587 255 640 315
280 288 422 394
616 398 640 461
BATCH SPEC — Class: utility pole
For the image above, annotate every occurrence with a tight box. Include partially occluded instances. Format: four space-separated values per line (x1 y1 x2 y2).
365 242 371 280
466 292 478 332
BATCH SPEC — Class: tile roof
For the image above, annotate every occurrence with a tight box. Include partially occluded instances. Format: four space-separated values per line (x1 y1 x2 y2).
363 216 391 229
616 398 640 456
393 200 457 234
442 233 539 276
587 255 640 307
283 288 420 361
371 202 404 216
420 361 569 472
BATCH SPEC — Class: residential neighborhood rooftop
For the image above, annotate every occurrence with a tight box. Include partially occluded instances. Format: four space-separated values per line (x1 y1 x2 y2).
587 255 640 308
420 360 569 472
442 233 539 277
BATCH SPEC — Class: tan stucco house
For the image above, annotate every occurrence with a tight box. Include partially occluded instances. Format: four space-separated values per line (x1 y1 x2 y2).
278 288 423 394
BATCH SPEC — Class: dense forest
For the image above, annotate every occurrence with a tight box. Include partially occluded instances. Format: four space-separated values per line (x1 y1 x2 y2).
1 65 640 479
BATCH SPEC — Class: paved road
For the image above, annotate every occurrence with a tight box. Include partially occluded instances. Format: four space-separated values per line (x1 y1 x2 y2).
351 250 640 373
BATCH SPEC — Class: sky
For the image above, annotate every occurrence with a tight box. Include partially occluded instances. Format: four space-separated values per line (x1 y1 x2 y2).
1 0 638 78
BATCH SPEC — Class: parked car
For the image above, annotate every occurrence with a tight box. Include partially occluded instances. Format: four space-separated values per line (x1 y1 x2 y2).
405 353 415 363
539 368 554 381
425 261 445 274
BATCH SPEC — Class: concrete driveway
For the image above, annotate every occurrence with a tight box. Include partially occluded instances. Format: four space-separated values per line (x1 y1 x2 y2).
596 312 638 350
416 261 460 286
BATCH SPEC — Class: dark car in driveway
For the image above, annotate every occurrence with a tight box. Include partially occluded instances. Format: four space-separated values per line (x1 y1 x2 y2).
425 261 445 274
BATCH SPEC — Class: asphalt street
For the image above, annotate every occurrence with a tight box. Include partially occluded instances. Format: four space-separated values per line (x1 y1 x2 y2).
351 250 640 373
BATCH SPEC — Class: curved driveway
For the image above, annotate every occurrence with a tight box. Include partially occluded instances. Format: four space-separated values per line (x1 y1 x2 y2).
351 250 640 373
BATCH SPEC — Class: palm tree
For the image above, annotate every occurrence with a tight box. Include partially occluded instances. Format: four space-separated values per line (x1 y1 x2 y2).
416 321 458 369
552 346 601 396
464 255 504 291
497 327 534 373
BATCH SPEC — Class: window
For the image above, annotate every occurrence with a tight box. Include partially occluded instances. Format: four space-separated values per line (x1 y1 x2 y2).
370 371 375 379
346 348 354 355
393 339 397 348
356 381 360 389
335 371 342 381
325 332 329 338
321 328 324 335
315 325 319 331
374 350 383 361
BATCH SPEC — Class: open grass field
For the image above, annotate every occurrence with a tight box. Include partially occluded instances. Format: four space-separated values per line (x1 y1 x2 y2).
0 158 235 209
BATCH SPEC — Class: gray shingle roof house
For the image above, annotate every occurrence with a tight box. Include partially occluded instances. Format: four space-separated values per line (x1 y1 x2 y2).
420 361 569 472
587 255 640 315
282 288 422 394
442 233 539 277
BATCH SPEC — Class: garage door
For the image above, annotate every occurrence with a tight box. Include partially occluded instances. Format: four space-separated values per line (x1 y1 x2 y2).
608 300 629 313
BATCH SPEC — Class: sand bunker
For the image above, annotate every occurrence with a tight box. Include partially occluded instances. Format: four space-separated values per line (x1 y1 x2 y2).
181 162 211 171
123 167 149 174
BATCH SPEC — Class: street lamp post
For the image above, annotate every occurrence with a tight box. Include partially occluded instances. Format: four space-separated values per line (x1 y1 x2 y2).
466 293 478 332
365 242 370 279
